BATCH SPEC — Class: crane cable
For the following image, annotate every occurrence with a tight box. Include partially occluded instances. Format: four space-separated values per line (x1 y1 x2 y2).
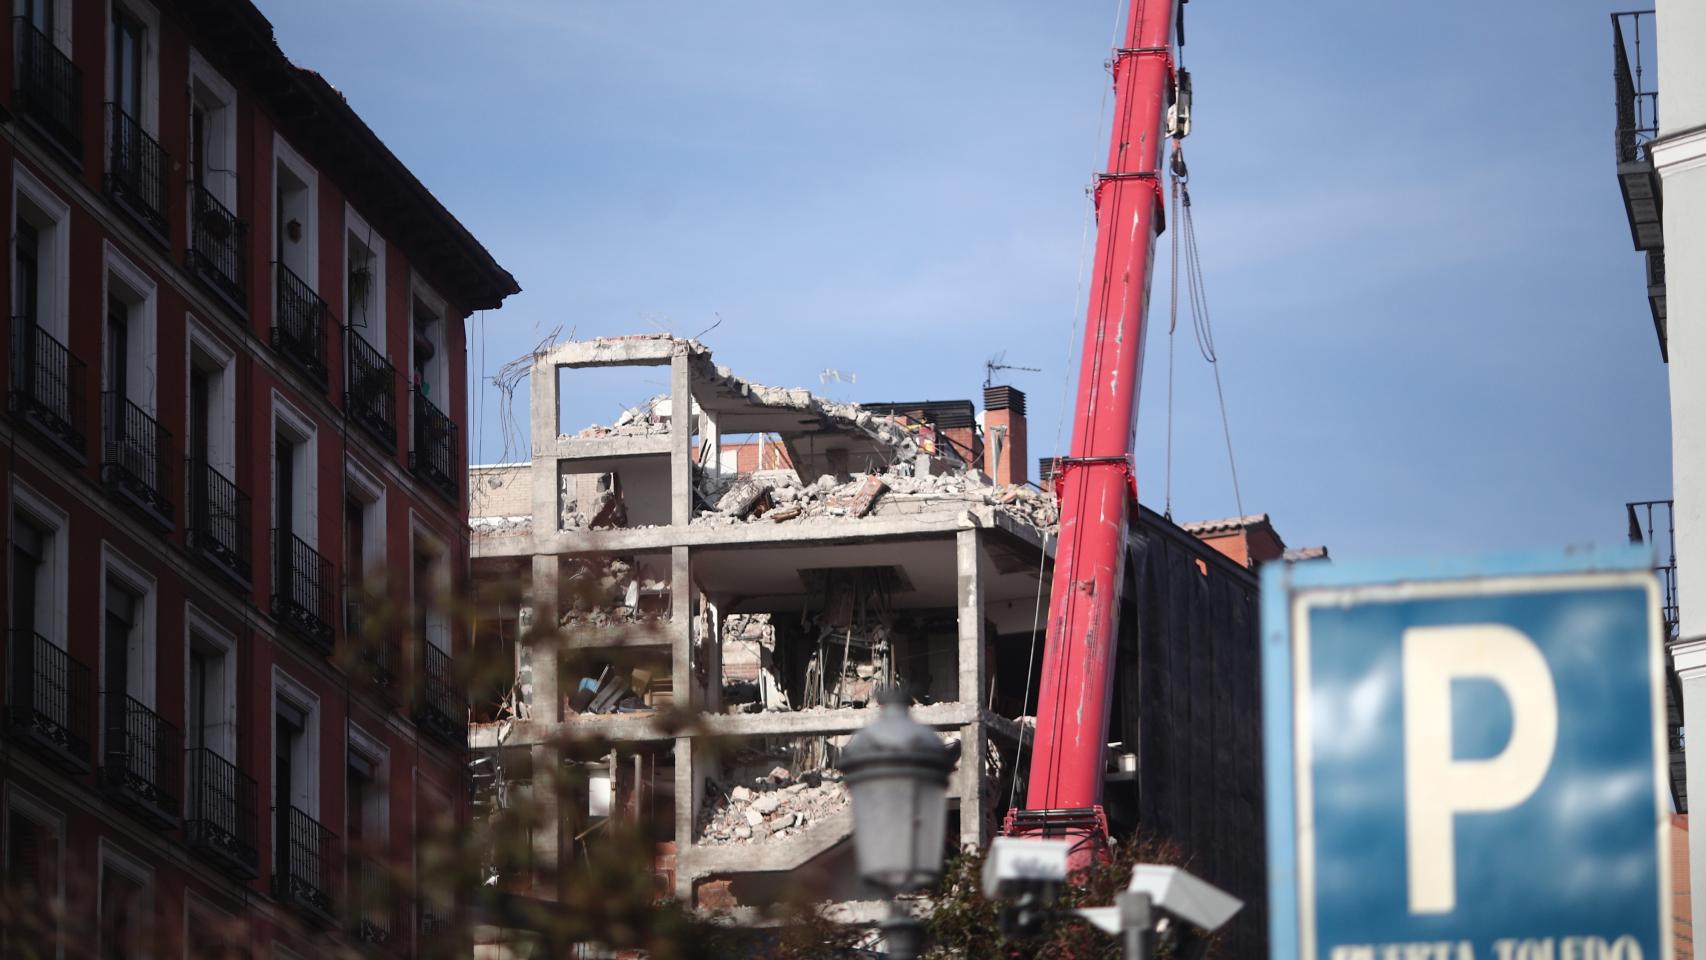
1165 140 1246 521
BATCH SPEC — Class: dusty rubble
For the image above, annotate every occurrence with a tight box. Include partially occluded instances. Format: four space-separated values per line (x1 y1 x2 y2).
697 767 848 846
696 469 1059 532
568 396 671 440
558 557 671 627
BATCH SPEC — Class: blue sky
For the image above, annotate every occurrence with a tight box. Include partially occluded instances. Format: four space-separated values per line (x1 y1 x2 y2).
260 0 1670 560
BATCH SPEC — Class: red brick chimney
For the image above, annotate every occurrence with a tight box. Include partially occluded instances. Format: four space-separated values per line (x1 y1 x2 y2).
983 386 1028 486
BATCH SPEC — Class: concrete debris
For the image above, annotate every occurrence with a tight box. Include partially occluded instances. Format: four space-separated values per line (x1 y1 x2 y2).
698 767 848 847
567 395 671 440
696 469 1058 533
559 558 671 626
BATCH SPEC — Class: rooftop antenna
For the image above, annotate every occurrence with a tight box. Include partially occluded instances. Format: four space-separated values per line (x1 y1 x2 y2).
984 351 1041 388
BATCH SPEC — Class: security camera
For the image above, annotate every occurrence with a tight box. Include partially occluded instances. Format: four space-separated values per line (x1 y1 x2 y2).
981 837 1070 938
1076 864 1241 960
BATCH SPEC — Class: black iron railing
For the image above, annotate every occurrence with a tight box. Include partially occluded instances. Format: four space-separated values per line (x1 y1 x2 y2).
273 530 335 653
187 459 252 586
1613 11 1660 165
419 900 447 937
102 392 174 528
276 805 338 925
274 263 330 387
101 691 182 824
14 18 82 161
347 600 397 692
348 857 400 947
347 335 397 449
190 183 246 310
185 747 259 879
9 319 87 463
414 641 465 747
1628 499 1678 641
411 391 458 501
5 631 91 770
105 104 169 240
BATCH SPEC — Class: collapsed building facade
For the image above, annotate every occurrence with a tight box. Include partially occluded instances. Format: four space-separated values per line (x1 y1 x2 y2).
465 334 1282 954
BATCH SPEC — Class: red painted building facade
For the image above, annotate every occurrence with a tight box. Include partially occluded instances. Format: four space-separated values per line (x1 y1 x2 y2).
0 1 516 956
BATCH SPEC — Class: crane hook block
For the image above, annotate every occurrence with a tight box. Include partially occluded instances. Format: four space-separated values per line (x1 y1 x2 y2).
1168 68 1192 139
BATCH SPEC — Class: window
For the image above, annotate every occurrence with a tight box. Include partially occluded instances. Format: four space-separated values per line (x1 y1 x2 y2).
100 544 157 705
98 841 153 960
412 522 449 655
14 163 71 340
187 51 236 207
5 787 65 957
110 6 142 119
186 321 236 474
346 724 388 856
345 207 384 344
11 483 67 648
409 280 447 405
183 606 235 759
104 0 158 133
271 668 322 898
272 393 318 549
273 137 317 286
102 242 159 411
19 0 70 54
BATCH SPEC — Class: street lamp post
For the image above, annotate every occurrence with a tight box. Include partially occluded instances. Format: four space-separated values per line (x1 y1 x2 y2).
839 688 954 960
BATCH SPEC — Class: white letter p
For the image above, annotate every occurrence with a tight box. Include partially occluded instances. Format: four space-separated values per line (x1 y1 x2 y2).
1402 624 1557 914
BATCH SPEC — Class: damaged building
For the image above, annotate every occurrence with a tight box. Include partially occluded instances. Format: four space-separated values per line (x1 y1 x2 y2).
464 334 1291 954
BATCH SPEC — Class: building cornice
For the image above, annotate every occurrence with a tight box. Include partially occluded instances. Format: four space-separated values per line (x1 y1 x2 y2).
1651 123 1706 178
1672 636 1706 679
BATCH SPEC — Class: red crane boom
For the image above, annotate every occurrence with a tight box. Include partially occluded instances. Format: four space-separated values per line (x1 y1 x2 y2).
1006 0 1182 866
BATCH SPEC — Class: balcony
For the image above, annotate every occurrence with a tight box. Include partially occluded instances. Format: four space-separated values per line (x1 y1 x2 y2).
411 392 458 502
274 263 330 388
185 747 259 880
100 692 182 828
1612 11 1667 359
9 320 87 465
1629 498 1684 813
102 392 174 530
276 805 338 927
105 104 169 243
347 600 397 694
5 631 91 773
347 335 397 450
413 641 465 748
14 18 82 165
273 530 335 654
348 857 402 949
187 459 252 589
189 184 247 314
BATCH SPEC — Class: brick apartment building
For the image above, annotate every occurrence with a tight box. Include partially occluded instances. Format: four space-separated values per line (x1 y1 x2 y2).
0 1 515 956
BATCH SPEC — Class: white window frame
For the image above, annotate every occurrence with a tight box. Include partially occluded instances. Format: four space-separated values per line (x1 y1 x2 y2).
271 390 319 551
185 316 237 476
97 838 155 960
182 603 237 761
345 457 385 582
346 721 390 853
102 240 160 413
410 513 450 655
345 205 386 348
4 784 66 960
104 0 161 135
11 480 69 650
186 49 238 209
15 0 73 55
99 541 158 707
13 162 71 341
408 274 449 405
272 134 319 290
271 667 321 818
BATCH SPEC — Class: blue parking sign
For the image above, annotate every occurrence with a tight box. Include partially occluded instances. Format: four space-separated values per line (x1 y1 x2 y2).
1262 550 1671 960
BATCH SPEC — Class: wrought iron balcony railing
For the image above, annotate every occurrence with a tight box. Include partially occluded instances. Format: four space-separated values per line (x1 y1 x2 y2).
411 391 458 501
102 392 174 529
346 600 398 693
5 631 91 772
348 856 401 947
413 641 465 748
1613 11 1659 166
9 319 87 464
185 747 259 880
187 459 252 587
105 103 169 241
190 183 246 312
276 805 338 926
274 262 330 388
14 18 82 163
273 530 335 654
101 691 182 827
347 334 397 449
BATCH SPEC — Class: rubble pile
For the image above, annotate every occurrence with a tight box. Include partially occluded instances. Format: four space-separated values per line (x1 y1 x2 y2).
696 470 1059 532
697 767 848 846
558 558 671 627
567 396 670 440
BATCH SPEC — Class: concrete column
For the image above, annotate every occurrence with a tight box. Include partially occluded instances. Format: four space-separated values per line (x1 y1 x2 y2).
530 743 564 895
529 355 559 455
670 546 693 708
670 347 692 527
528 554 560 722
956 528 987 706
958 722 989 850
673 735 698 901
1676 639 1706 936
